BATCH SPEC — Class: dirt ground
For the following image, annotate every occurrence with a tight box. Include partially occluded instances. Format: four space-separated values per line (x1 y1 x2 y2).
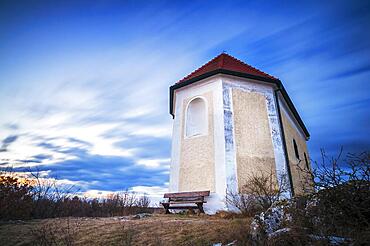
0 214 252 246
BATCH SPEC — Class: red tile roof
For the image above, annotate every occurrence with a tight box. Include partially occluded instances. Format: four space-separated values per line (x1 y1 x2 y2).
177 53 277 84
170 53 309 138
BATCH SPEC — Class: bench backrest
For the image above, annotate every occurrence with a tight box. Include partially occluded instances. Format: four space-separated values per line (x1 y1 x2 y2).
163 191 210 200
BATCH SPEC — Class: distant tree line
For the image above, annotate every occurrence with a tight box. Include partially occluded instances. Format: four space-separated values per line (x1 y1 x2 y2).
0 170 152 220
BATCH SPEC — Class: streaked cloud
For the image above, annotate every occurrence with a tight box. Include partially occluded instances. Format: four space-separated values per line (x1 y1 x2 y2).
136 158 171 168
0 0 369 199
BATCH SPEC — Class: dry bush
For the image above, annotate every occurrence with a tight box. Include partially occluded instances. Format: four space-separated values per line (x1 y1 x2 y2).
52 191 152 218
136 194 150 208
287 150 370 243
29 170 77 219
226 169 288 216
226 149 370 244
30 217 81 246
0 168 152 220
0 174 33 220
117 222 136 246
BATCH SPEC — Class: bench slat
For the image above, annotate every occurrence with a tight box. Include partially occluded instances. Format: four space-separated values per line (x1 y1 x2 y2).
164 205 199 210
164 190 210 198
170 197 204 201
167 200 206 204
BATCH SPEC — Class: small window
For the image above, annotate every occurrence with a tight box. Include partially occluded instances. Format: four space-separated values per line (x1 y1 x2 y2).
293 139 300 160
304 152 309 170
185 97 207 137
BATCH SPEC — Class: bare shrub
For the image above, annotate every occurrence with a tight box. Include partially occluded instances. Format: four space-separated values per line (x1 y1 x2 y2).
0 173 33 220
288 149 370 243
118 222 136 246
229 149 369 244
1 168 153 220
30 217 81 246
29 169 77 219
136 194 150 208
226 169 288 216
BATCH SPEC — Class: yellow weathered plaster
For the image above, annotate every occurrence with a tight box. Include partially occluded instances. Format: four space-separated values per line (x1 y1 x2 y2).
232 89 277 191
281 109 313 195
179 92 215 192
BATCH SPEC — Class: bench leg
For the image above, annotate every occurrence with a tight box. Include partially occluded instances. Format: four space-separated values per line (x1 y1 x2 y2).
196 202 205 214
163 204 171 214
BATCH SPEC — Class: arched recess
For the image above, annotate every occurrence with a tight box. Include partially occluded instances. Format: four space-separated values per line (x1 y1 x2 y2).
185 97 208 137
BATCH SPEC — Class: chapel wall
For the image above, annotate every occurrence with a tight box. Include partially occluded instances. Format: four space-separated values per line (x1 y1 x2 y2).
280 106 313 195
178 91 216 192
232 89 277 192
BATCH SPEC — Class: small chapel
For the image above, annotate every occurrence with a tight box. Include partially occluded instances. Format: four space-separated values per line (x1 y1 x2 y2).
168 53 312 214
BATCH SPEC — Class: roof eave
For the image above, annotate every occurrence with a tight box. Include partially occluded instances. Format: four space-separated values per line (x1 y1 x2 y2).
275 80 310 140
169 69 310 139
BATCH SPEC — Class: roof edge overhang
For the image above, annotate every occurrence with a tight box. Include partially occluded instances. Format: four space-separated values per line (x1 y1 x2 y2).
169 69 310 139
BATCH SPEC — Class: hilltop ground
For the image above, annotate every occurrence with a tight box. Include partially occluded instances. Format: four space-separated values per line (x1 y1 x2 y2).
0 214 251 246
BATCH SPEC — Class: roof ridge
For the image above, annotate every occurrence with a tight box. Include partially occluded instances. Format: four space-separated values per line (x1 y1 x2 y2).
178 54 224 83
177 52 277 84
218 52 225 68
223 53 277 80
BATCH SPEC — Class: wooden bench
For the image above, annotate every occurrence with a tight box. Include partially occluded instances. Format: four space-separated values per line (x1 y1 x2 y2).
161 191 210 214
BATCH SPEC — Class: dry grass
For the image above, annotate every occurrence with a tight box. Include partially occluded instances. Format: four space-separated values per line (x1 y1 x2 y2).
0 214 252 246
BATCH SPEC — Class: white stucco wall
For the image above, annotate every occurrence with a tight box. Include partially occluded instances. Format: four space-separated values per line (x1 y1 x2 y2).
169 75 227 214
168 74 305 214
221 75 290 197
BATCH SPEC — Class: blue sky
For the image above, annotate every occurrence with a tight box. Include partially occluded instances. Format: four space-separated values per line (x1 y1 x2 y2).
1 0 369 200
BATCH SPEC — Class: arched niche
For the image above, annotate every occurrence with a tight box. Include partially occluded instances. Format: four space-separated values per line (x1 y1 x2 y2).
185 97 208 138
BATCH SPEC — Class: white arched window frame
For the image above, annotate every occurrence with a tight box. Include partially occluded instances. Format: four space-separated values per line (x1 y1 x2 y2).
185 96 208 138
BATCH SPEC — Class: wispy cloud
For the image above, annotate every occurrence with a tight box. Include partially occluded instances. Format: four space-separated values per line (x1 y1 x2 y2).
0 135 18 152
0 0 369 198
